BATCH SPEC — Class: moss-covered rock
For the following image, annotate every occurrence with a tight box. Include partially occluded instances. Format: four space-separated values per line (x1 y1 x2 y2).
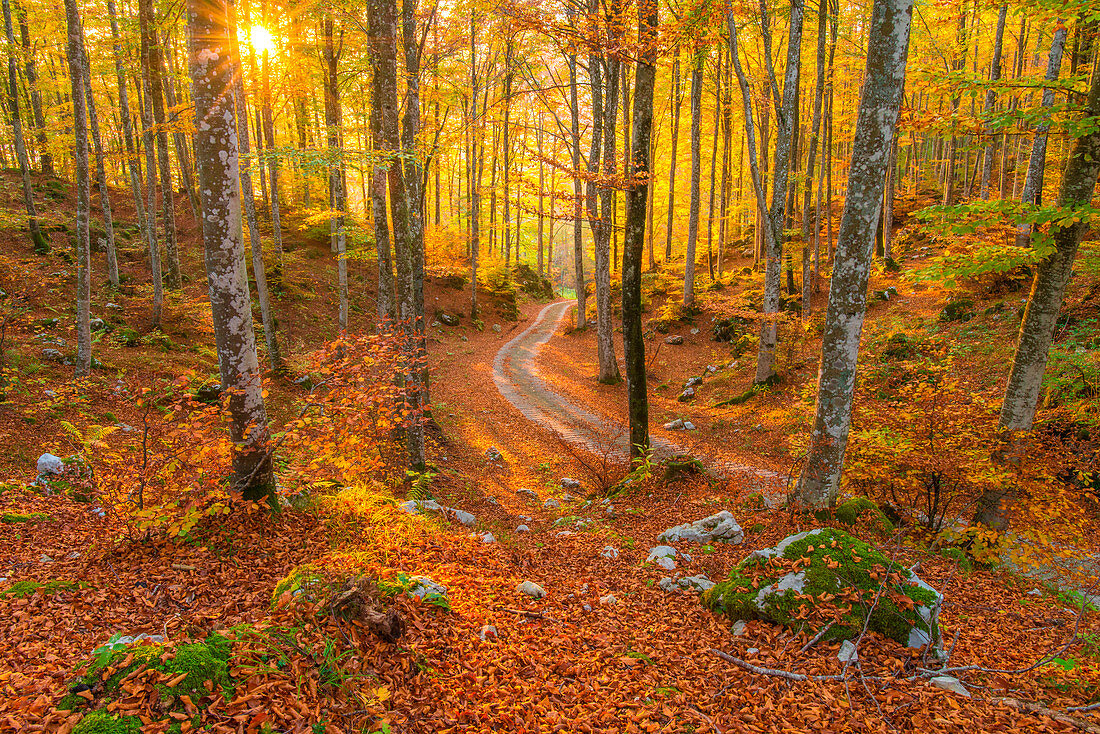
1 579 78 598
832 498 894 534
703 528 941 650
1 512 53 523
59 634 233 718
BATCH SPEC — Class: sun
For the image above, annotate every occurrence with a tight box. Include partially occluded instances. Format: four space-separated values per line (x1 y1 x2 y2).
246 25 276 55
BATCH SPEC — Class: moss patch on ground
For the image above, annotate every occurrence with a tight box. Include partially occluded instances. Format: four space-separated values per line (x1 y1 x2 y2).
0 579 79 598
71 711 142 734
1 512 53 523
58 633 234 730
703 527 941 648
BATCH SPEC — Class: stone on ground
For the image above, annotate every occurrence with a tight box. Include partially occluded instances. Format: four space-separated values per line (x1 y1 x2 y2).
36 453 65 476
930 676 970 697
599 546 619 560
646 545 679 571
659 511 744 545
561 477 581 490
703 528 942 650
517 580 546 599
838 640 858 663
407 576 448 602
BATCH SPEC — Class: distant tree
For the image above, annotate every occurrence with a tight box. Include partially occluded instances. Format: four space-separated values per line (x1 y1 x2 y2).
187 0 274 499
793 0 914 507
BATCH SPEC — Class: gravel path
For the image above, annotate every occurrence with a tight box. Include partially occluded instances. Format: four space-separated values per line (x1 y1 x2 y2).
493 300 786 497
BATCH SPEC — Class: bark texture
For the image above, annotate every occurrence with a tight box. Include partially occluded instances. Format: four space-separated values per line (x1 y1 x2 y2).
63 0 91 377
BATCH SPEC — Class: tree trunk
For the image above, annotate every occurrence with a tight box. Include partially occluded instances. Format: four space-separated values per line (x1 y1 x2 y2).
794 0 913 507
2 0 46 254
568 50 585 327
401 0 428 405
107 0 148 254
77 18 119 288
974 58 1100 528
706 53 721 282
138 0 180 289
160 30 201 221
261 46 284 275
228 0 281 371
15 0 49 176
370 0 424 469
664 45 681 263
943 4 968 205
623 0 657 460
140 65 164 323
683 48 703 306
63 0 91 377
321 15 347 330
187 0 274 500
1016 23 1067 247
980 5 1008 199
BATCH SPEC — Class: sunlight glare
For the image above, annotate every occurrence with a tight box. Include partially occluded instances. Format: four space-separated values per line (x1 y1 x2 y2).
246 25 276 55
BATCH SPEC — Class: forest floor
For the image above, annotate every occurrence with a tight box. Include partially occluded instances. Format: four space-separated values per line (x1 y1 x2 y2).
0 172 1098 732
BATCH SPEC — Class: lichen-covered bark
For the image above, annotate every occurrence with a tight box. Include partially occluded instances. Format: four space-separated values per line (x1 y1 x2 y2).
2 0 46 255
664 46 681 263
623 0 657 459
975 58 1100 528
568 51 586 329
186 0 273 499
795 0 913 508
63 0 90 377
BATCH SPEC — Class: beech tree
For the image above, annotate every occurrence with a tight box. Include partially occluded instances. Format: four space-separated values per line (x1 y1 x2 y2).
794 0 913 507
187 0 274 499
62 0 90 377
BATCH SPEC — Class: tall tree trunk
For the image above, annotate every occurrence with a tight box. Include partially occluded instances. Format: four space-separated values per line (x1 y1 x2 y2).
141 65 164 323
974 58 1100 529
160 30 201 220
596 44 622 385
77 18 120 288
401 0 427 404
801 0 828 313
138 0 180 289
2 0 46 254
706 53 721 282
664 45 681 262
794 0 912 507
370 0 424 469
568 49 585 327
107 0 148 250
943 2 968 205
980 5 1008 199
15 0 49 176
537 117 545 275
261 44 284 275
228 0 280 371
1016 23 1067 247
683 47 703 306
187 0 273 500
624 0 657 460
63 0 90 377
321 15 347 331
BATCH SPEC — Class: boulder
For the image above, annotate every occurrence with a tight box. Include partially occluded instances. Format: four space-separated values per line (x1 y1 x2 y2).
36 453 65 476
599 546 619 560
438 311 459 326
561 477 581 490
450 509 477 527
677 388 695 402
658 510 744 545
516 524 530 533
646 545 678 571
517 580 546 599
685 376 703 388
659 575 715 593
517 488 539 501
703 528 942 650
665 335 684 345
930 675 970 697
683 421 697 431
407 576 448 602
543 498 560 509
662 418 685 430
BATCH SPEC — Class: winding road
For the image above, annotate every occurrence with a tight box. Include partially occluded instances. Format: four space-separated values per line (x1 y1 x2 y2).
493 300 785 495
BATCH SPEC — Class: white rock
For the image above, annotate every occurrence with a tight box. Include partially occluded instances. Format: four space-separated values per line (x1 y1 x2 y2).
658 511 744 545
516 524 530 533
479 624 498 641
479 532 496 544
646 545 678 570
407 576 448 600
838 640 858 663
683 421 697 431
930 676 970 698
731 620 747 636
662 418 685 430
598 594 617 605
36 453 65 476
451 509 477 527
517 580 546 599
599 546 619 560
517 488 539 500
543 498 560 509
399 499 443 515
561 477 581 490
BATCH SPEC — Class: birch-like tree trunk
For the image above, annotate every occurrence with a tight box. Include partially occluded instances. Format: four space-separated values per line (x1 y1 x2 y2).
187 0 273 500
261 45 284 274
141 69 164 324
107 0 148 248
1015 23 1067 247
401 0 428 403
63 0 90 377
974 59 1100 528
624 0 657 459
138 0 180 289
794 0 913 507
77 18 119 288
2 0 46 254
980 5 1008 199
15 0 49 176
228 0 280 370
568 49 585 328
664 45 681 263
321 15 347 331
683 47 703 306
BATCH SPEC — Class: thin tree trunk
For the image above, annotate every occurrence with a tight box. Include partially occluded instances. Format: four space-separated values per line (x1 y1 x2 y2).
595 39 622 385
160 30 201 220
15 0 49 176
980 5 1008 199
2 0 46 254
706 53 721 282
664 45 681 262
187 0 273 499
107 0 148 250
795 0 913 507
141 66 163 323
63 0 90 377
261 45 284 274
568 49 585 327
684 48 703 306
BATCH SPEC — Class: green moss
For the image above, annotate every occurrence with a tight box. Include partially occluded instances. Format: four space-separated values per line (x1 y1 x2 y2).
1 512 52 523
1 579 78 598
740 493 766 510
832 498 894 534
71 711 141 734
703 528 940 648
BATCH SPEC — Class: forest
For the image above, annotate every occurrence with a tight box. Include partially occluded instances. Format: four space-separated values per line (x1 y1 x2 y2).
0 0 1099 729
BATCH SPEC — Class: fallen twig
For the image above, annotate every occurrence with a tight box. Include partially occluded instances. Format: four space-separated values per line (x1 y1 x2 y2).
996 697 1100 734
709 648 846 682
1068 702 1100 714
493 606 561 624
799 621 834 653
